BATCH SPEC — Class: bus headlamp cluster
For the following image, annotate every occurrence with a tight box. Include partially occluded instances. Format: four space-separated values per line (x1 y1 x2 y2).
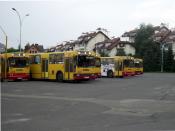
78 51 92 55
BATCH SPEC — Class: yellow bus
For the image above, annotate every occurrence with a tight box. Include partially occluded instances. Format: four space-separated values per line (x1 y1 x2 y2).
101 56 123 77
1 52 30 81
101 56 135 78
121 56 135 76
134 58 143 75
29 51 98 81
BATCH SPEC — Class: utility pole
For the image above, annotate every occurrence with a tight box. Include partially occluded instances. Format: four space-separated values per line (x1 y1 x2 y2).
12 8 29 52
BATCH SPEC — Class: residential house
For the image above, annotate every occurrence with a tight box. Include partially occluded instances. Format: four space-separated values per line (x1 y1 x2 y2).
75 31 109 51
121 29 138 43
115 41 135 56
64 41 75 51
55 44 64 52
95 38 135 57
24 43 44 53
153 25 170 42
163 30 175 59
121 25 170 43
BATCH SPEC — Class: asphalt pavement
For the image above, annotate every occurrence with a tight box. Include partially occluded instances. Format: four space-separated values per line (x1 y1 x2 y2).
1 73 175 131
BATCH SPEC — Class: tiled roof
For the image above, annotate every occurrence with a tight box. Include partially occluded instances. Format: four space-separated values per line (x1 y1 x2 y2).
122 29 138 37
95 38 120 50
24 43 44 52
77 31 109 44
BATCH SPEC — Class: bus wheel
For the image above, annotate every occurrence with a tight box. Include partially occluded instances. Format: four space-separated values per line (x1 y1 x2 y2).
107 70 113 78
56 72 63 82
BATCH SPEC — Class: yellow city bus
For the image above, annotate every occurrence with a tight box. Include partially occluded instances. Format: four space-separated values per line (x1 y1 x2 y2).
1 52 30 81
101 56 123 77
134 58 143 75
101 56 135 78
29 51 98 81
121 56 135 76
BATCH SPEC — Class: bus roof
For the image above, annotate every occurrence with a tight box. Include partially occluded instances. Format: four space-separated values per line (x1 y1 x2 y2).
1 52 29 58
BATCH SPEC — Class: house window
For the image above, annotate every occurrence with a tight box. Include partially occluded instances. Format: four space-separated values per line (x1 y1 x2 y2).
119 43 125 47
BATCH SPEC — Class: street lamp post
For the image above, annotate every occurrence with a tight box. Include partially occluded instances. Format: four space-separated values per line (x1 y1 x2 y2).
161 43 167 73
12 8 29 52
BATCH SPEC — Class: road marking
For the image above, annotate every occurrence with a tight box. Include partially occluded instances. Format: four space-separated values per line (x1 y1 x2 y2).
2 118 30 125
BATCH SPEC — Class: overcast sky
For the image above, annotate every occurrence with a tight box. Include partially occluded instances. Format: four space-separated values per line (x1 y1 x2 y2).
0 0 175 49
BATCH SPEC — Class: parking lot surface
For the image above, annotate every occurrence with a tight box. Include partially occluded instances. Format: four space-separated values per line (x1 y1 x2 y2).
1 73 175 131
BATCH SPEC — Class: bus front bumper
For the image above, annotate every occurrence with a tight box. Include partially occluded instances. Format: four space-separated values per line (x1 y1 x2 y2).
123 71 135 76
74 74 97 80
7 73 30 80
135 71 143 75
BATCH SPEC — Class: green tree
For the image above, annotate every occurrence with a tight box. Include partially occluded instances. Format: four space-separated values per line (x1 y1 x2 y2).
7 47 19 53
134 24 161 72
163 46 174 72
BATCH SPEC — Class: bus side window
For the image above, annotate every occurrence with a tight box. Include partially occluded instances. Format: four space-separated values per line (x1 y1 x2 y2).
57 53 64 63
49 54 55 64
30 56 34 64
35 55 41 64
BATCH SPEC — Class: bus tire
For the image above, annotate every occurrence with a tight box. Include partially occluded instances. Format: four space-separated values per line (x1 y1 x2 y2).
107 70 113 78
56 71 63 82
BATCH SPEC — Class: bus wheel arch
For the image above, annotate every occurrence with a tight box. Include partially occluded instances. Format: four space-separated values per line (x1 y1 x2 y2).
107 70 113 78
56 71 63 82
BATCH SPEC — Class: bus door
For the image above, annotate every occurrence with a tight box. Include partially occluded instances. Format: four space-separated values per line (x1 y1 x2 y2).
115 60 120 77
64 57 74 80
41 59 48 79
119 60 124 77
114 60 122 77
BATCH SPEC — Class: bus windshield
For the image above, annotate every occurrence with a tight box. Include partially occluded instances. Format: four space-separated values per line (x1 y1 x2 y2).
77 55 95 67
135 61 143 68
124 60 134 67
8 57 29 68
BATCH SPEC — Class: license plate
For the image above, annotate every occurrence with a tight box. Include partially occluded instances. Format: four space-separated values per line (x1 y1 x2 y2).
84 76 89 79
83 69 89 71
